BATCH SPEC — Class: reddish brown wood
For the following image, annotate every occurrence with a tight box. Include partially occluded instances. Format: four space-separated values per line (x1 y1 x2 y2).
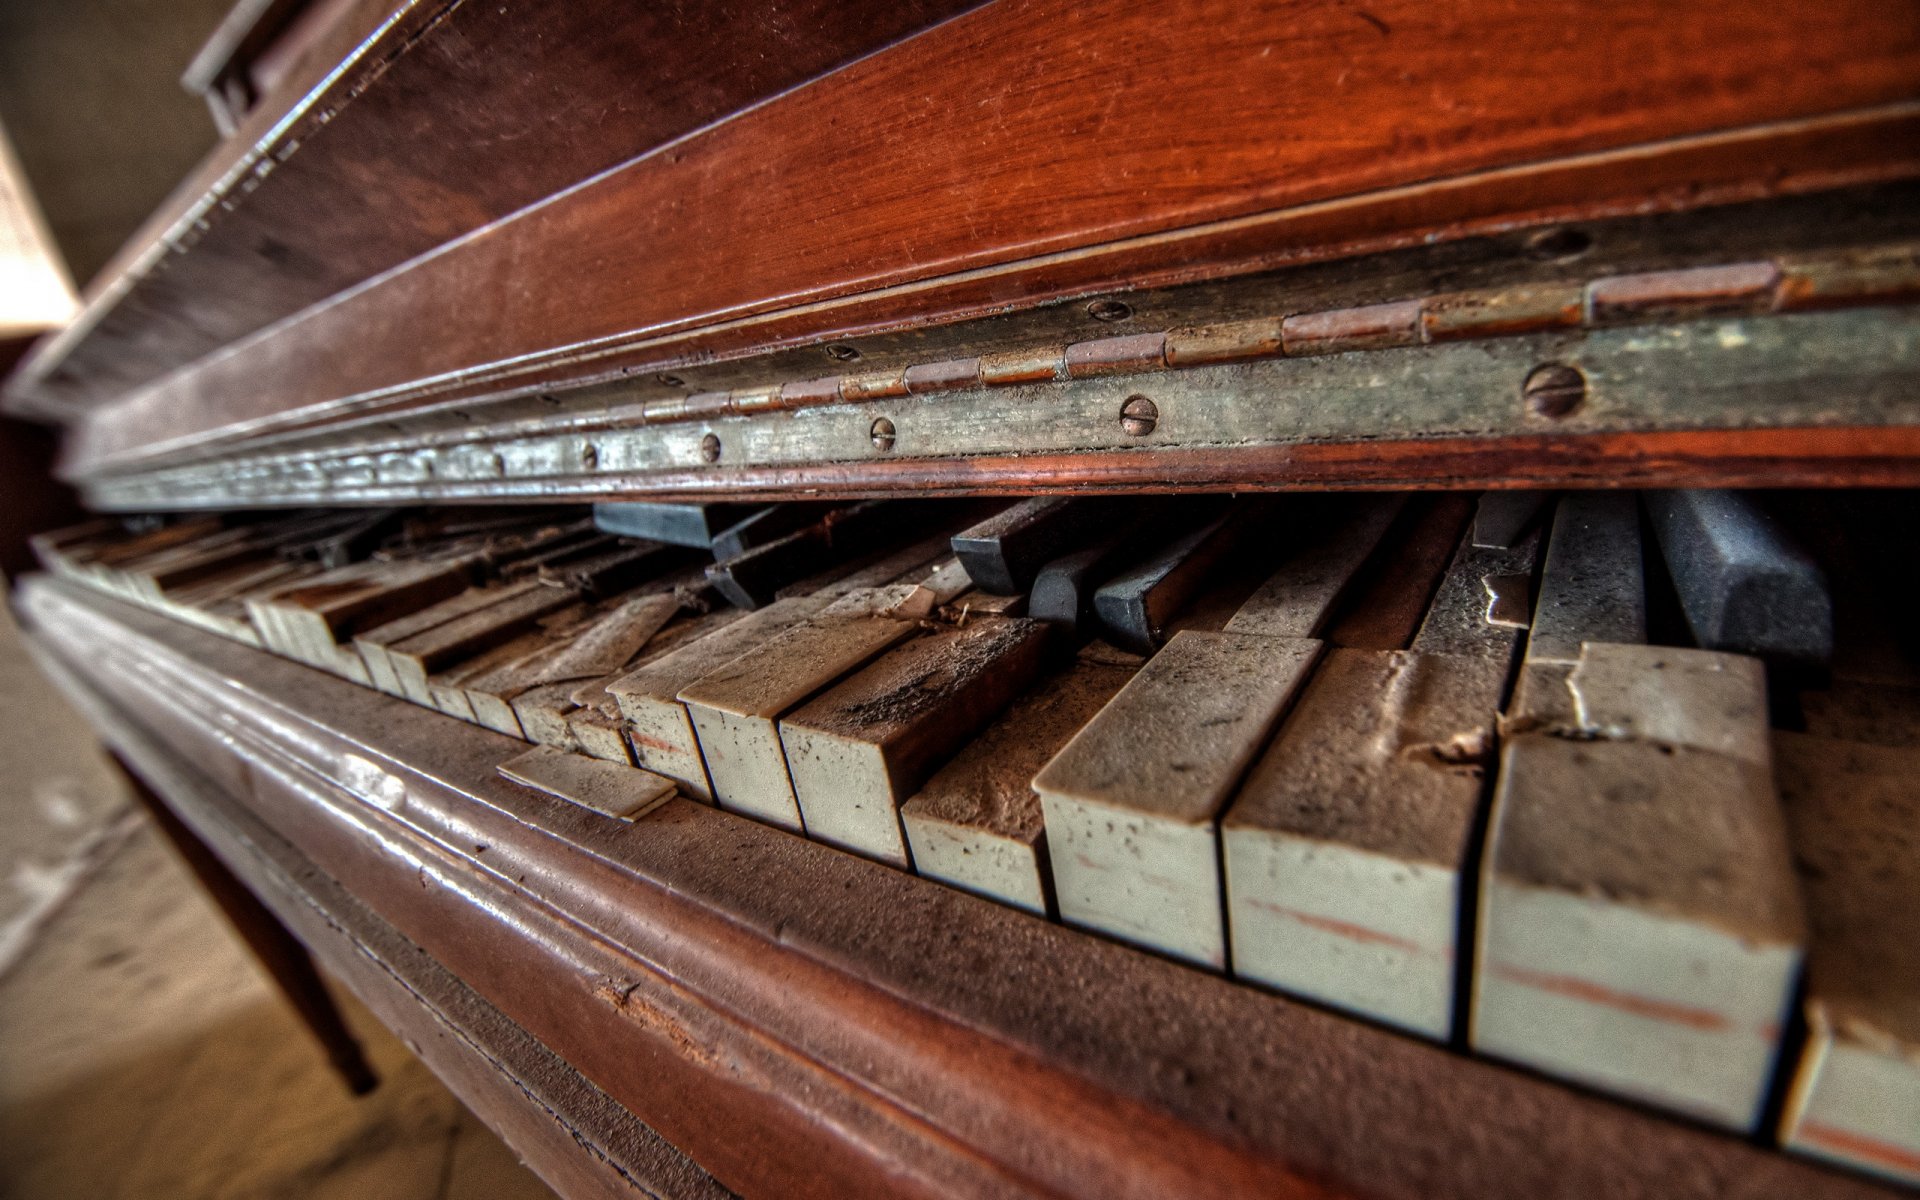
37 0 1920 478
14 0 981 416
20 576 1905 1200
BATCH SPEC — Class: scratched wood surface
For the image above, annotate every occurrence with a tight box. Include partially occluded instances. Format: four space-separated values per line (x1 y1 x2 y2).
20 0 1920 481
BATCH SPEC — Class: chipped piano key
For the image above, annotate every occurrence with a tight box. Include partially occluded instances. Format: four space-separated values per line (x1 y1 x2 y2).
781 615 1052 866
1222 523 1539 1039
1775 732 1920 1187
902 644 1140 914
1475 642 1804 1132
1507 490 1646 727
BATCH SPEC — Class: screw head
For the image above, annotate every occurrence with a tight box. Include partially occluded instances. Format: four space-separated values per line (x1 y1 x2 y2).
1120 394 1158 437
1523 363 1586 419
1087 298 1133 323
825 343 861 362
699 433 721 463
870 417 897 452
580 442 599 469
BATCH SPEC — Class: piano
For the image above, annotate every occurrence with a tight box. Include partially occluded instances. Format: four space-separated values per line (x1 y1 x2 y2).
6 1 1919 1196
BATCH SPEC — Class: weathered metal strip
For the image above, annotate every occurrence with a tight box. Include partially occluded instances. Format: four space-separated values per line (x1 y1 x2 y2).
85 305 1920 509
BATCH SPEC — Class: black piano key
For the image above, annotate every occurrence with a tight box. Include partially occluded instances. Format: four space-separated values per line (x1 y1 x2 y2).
593 501 760 547
711 503 840 561
706 501 922 610
950 497 1124 595
1092 498 1264 655
1644 489 1833 668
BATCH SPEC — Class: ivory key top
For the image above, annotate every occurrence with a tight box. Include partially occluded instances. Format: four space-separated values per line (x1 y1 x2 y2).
1475 643 1805 1132
902 644 1140 914
1221 523 1539 1039
781 615 1052 866
1035 631 1321 968
1775 733 1920 1186
678 585 929 831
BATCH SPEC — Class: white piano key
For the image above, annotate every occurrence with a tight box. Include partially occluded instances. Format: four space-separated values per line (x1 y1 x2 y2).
1776 732 1920 1187
679 586 926 831
497 744 677 821
1222 526 1537 1038
1474 643 1804 1132
781 616 1051 866
901 645 1139 914
1035 630 1322 968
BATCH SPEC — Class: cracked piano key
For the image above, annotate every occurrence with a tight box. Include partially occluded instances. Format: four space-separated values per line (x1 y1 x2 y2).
1475 641 1804 1132
1035 629 1322 968
950 498 1126 595
1093 498 1270 655
1222 525 1540 1038
1644 489 1834 669
497 744 677 821
381 580 585 705
902 644 1141 915
678 586 929 831
781 615 1052 867
1775 732 1920 1187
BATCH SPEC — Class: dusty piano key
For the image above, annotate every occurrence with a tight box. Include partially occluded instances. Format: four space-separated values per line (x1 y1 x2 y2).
607 538 956 797
153 556 315 647
497 745 677 821
380 579 585 704
1475 642 1804 1132
780 614 1053 866
1034 626 1321 968
247 556 484 681
1507 490 1646 726
901 643 1141 914
708 500 921 609
951 497 1129 595
1644 489 1834 669
678 584 939 831
591 501 760 547
433 588 684 725
355 580 548 696
1092 498 1274 655
1774 732 1920 1187
1221 524 1540 1039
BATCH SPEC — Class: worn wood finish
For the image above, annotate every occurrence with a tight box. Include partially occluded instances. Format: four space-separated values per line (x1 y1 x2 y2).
22 575 1903 1200
33 0 1920 478
55 667 733 1199
13 0 982 418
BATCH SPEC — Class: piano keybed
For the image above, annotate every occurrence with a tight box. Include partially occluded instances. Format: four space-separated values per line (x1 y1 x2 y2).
24 491 1920 1190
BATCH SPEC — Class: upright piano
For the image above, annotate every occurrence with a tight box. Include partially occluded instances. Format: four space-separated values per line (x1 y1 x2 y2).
8 1 1920 1196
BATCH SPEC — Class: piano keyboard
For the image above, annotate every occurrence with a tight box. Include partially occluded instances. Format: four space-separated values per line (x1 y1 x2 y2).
25 490 1920 1189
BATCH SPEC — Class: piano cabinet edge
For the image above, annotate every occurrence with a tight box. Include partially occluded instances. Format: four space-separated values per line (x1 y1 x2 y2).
16 576 1906 1200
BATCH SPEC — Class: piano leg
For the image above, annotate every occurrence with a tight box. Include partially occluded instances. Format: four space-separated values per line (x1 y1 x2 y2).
107 753 380 1097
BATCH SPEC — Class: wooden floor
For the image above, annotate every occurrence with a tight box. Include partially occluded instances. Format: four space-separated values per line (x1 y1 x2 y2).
0 817 557 1200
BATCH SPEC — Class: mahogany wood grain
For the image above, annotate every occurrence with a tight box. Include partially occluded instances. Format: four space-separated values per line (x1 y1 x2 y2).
14 0 981 415
20 576 1904 1200
39 0 1920 478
